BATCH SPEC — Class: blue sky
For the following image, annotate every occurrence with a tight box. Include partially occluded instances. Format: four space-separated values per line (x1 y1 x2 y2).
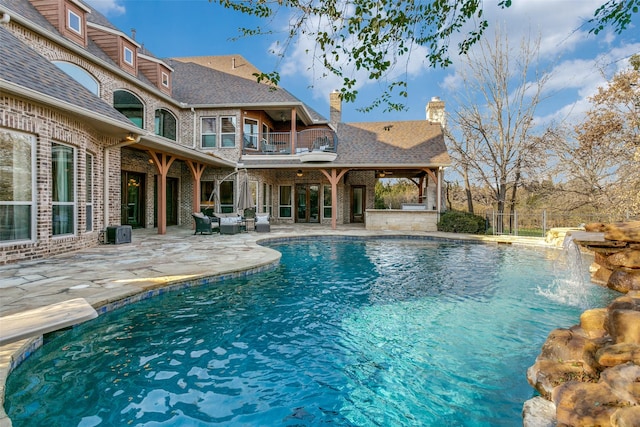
87 0 639 126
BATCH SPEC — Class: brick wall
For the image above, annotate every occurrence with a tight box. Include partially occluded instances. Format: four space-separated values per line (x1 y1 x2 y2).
0 92 114 264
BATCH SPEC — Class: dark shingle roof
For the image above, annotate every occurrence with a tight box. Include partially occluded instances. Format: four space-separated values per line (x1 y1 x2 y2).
0 25 134 127
0 0 57 32
334 121 450 166
166 59 303 105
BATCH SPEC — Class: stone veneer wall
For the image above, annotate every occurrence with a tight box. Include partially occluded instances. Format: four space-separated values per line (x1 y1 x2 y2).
524 221 640 427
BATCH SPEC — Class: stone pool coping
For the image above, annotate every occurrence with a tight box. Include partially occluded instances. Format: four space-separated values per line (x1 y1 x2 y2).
0 225 551 426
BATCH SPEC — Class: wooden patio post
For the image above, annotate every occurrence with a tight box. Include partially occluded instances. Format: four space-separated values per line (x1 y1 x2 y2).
320 168 349 230
186 160 207 216
148 151 176 235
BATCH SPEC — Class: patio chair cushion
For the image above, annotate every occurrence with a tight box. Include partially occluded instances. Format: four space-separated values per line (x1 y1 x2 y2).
220 216 241 225
255 214 270 224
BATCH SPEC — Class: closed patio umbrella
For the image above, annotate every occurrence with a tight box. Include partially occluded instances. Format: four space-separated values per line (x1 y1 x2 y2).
236 170 253 214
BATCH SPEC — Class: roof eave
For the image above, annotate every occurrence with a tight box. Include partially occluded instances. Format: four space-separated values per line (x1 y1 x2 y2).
135 135 236 168
1 78 142 137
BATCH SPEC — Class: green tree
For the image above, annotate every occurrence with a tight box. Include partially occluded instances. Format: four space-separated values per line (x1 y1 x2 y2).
215 0 638 111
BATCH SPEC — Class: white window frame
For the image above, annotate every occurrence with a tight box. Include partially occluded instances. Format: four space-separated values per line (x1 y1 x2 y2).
243 118 259 150
161 71 169 87
86 153 93 232
279 185 292 218
220 116 236 148
323 184 332 219
67 9 82 35
53 61 99 95
201 117 217 148
262 183 272 215
52 142 76 237
0 129 36 244
124 46 134 66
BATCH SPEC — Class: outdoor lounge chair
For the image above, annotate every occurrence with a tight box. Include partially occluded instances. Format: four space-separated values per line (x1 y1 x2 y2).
255 213 270 233
192 212 214 235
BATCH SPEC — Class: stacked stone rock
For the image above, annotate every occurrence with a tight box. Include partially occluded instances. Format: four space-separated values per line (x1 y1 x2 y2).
524 221 640 427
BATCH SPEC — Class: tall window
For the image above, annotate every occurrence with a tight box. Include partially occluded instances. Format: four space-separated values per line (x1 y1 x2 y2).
0 130 34 242
249 181 258 208
323 184 332 218
85 153 93 231
155 108 177 140
220 116 236 148
52 143 75 236
220 180 235 213
263 183 272 215
279 185 292 218
201 117 216 148
114 90 144 128
243 119 258 150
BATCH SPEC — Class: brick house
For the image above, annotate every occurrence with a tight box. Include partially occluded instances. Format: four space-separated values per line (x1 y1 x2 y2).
0 0 450 264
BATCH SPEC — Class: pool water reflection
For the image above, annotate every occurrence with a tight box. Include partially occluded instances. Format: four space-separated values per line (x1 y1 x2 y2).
6 238 617 426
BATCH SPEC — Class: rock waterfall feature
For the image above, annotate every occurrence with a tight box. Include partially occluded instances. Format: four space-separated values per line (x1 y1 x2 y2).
524 221 640 427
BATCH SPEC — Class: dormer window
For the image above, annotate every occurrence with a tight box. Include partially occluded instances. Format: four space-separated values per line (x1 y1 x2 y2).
67 10 82 35
124 47 134 66
161 72 169 88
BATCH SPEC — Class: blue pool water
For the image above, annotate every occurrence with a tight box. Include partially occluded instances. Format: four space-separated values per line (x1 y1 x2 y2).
5 238 617 426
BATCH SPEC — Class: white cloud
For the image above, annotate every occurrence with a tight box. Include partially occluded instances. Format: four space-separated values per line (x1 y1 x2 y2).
84 0 126 16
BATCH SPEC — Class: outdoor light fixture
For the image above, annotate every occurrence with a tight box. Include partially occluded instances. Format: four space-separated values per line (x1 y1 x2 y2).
378 171 386 178
120 133 137 143
296 169 303 177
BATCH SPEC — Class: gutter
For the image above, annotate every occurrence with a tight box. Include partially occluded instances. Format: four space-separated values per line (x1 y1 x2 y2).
0 79 142 135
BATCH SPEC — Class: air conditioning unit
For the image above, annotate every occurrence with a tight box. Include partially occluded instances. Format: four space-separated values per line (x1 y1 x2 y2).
106 225 132 244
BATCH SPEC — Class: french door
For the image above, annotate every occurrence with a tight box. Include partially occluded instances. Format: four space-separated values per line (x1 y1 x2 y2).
295 184 320 223
351 185 365 223
121 171 145 228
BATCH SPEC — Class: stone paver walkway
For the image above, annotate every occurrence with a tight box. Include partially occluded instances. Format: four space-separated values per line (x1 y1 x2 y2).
0 225 548 426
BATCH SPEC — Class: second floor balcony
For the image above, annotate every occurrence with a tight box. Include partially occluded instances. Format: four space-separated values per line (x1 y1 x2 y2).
242 128 337 161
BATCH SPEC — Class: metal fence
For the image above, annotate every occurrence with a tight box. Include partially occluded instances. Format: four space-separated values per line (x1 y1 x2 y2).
484 210 638 237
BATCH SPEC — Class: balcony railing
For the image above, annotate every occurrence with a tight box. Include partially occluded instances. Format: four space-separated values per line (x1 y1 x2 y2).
243 128 337 156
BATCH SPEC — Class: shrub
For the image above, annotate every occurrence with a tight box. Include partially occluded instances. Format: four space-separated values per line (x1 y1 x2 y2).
437 210 486 234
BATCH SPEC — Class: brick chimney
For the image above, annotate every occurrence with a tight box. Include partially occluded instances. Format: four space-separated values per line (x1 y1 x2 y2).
426 96 445 128
330 90 342 125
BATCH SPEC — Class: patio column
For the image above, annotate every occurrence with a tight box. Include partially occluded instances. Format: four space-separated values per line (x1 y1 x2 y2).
421 168 438 209
148 151 176 235
186 160 207 216
291 108 297 152
320 168 349 230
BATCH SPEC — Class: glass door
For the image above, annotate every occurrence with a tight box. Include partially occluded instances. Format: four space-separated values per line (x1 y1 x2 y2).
121 171 145 228
351 186 365 223
154 177 179 227
296 184 320 223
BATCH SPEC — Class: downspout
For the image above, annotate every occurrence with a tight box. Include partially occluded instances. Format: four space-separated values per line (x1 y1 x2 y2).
103 135 142 228
437 166 443 220
191 107 196 148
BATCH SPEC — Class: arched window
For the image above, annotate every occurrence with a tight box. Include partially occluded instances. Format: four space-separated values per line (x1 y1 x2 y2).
155 108 177 140
53 61 99 95
113 90 144 128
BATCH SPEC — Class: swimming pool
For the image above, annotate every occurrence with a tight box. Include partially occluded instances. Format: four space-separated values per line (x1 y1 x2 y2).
5 238 617 426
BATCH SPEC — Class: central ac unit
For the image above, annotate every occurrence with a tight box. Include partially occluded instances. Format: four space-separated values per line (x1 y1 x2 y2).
106 225 132 244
